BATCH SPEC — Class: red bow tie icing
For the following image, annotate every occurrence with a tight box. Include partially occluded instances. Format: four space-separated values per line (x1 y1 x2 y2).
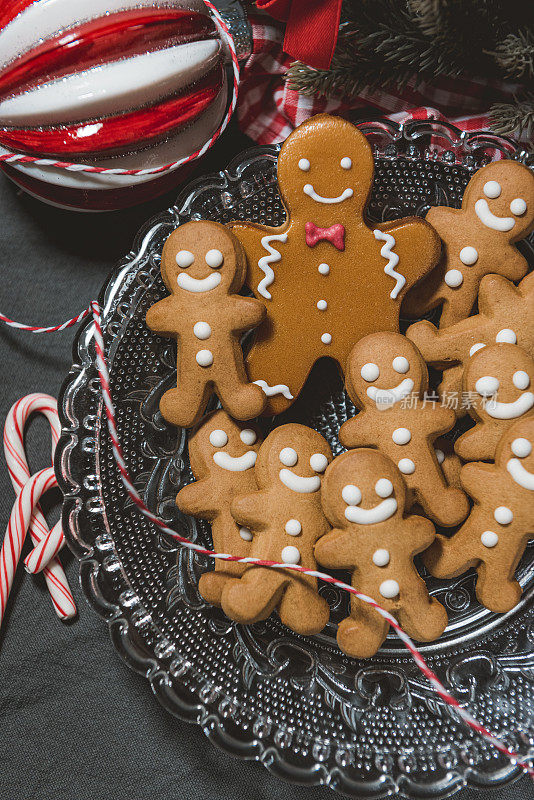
305 222 345 251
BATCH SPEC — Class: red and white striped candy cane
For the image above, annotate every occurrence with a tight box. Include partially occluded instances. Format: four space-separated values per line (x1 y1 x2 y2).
2 394 76 621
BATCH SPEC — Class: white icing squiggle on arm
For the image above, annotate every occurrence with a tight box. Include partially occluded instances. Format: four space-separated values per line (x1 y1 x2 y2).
253 380 294 400
257 233 288 299
373 230 405 299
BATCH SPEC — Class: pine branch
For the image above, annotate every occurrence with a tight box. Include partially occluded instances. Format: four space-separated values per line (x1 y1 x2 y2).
491 30 534 79
489 95 534 142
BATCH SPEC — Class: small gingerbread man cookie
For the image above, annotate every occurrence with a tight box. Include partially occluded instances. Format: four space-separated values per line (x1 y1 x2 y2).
227 114 441 415
454 343 534 462
425 417 534 613
407 271 534 406
176 411 262 606
315 449 448 658
404 160 534 327
146 220 266 428
339 332 470 527
221 423 332 635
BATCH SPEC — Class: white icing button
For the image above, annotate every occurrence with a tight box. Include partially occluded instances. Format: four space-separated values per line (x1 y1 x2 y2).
196 349 213 367
279 447 298 467
392 427 411 445
318 263 330 275
513 370 530 390
240 527 253 542
398 458 415 475
298 158 310 172
176 249 194 268
321 333 332 345
494 506 513 525
317 300 327 310
193 321 211 340
205 248 223 268
285 519 302 536
481 530 499 548
511 437 532 458
470 343 486 356
379 579 400 599
510 198 527 216
310 453 328 472
373 548 390 567
475 375 499 397
281 545 300 564
496 328 517 344
392 356 409 374
240 429 257 445
361 362 380 382
209 429 228 447
342 484 362 505
483 180 501 199
459 246 478 265
340 157 352 169
375 478 393 498
435 448 445 465
445 269 463 288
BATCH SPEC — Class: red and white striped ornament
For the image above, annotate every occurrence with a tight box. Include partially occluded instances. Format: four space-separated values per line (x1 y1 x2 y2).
0 0 236 210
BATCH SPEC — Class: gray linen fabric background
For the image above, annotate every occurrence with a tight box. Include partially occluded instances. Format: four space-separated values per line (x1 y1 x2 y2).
0 121 531 800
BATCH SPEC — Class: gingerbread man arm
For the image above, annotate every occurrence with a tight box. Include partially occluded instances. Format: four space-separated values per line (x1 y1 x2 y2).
375 217 441 297
176 477 222 519
402 515 436 554
314 528 355 568
418 405 457 437
455 425 495 463
231 490 270 531
460 461 497 501
497 246 529 283
339 411 376 448
145 296 178 336
228 295 267 332
477 274 520 316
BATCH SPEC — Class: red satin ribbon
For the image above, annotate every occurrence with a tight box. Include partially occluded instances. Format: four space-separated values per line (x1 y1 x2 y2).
256 0 342 70
305 221 345 250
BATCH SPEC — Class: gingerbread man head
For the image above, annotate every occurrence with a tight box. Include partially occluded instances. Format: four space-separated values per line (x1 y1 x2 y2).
321 449 407 529
188 410 261 480
346 332 427 410
496 417 534 489
277 114 374 222
464 343 534 426
255 423 332 495
462 161 534 242
160 220 247 298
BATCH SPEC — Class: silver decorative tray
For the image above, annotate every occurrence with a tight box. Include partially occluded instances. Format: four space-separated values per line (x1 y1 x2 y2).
56 120 534 798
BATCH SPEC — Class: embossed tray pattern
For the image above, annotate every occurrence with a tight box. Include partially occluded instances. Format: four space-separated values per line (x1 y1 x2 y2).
57 120 534 798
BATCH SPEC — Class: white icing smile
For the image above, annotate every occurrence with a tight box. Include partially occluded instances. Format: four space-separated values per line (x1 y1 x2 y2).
345 498 397 525
303 184 354 204
279 468 321 493
484 392 534 420
177 273 222 293
366 378 414 407
474 199 515 232
506 458 534 490
213 451 257 471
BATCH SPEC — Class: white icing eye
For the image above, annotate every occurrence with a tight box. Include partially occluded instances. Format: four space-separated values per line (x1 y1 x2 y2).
494 506 513 525
375 478 393 498
285 519 302 536
511 437 532 458
459 246 478 265
240 429 257 445
435 449 445 465
240 527 253 541
392 356 409 374
496 328 516 344
279 447 298 466
342 484 362 505
298 158 310 172
340 157 352 169
205 249 223 268
510 198 527 216
513 370 530 390
209 429 228 447
475 375 499 397
483 180 501 199
310 453 328 473
176 250 194 268
470 343 486 356
361 362 379 382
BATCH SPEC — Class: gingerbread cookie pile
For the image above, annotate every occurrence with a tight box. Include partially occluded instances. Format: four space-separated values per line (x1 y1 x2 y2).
147 114 534 659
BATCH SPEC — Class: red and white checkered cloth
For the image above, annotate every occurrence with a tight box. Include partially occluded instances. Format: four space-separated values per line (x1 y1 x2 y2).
238 15 524 144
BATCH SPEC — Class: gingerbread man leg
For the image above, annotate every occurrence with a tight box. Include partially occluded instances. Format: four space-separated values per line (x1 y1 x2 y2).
337 595 390 659
199 558 245 607
214 351 266 421
160 371 210 429
221 567 288 623
409 450 470 527
396 576 448 642
476 553 523 613
277 576 330 635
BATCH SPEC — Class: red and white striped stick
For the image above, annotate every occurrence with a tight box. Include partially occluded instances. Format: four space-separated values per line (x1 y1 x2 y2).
2 393 76 621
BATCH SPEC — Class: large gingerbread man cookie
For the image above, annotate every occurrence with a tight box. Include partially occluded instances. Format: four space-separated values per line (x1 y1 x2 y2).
339 332 470 527
176 411 262 606
315 449 447 658
425 417 534 613
221 423 332 635
407 271 534 405
454 343 534 462
227 114 441 415
404 160 534 327
146 220 266 428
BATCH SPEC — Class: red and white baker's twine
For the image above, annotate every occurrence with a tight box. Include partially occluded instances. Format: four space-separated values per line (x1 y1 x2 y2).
0 1 239 178
1 302 532 777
